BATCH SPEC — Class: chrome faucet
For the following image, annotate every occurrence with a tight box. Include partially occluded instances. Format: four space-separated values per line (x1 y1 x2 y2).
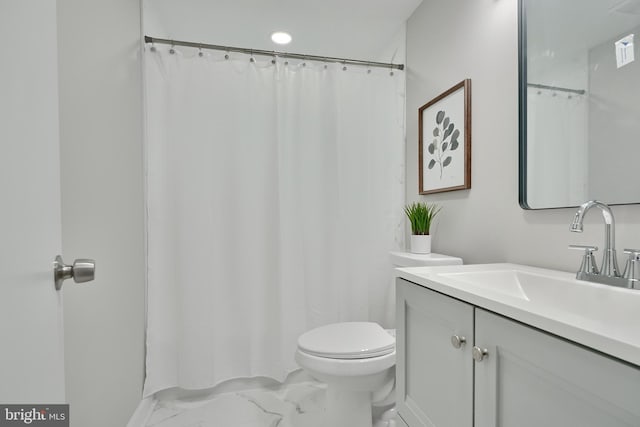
570 200 620 276
569 200 638 289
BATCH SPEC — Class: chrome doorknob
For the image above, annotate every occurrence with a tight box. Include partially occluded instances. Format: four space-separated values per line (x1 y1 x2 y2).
450 335 466 349
472 346 489 362
53 255 95 290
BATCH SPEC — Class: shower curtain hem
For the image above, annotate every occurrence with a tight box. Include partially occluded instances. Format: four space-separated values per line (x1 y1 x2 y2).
142 367 303 399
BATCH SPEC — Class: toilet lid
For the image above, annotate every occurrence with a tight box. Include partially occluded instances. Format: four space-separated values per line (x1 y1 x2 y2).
297 322 395 359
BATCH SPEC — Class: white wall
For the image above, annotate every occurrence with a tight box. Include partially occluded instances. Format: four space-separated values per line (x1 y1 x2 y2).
57 0 145 426
406 0 640 271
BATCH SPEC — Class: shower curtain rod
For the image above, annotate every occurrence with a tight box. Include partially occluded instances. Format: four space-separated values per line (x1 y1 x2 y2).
144 36 405 71
527 83 585 95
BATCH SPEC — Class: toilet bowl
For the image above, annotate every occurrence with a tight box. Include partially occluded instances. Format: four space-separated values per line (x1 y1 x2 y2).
295 251 463 427
295 322 395 427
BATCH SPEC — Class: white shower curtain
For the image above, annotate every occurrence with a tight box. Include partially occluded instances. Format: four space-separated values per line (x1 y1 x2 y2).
143 46 405 397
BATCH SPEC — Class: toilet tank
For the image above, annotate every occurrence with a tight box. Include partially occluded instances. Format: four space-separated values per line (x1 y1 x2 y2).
383 251 463 328
389 251 463 268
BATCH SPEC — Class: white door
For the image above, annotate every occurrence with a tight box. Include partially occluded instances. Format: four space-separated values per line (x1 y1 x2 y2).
0 0 65 403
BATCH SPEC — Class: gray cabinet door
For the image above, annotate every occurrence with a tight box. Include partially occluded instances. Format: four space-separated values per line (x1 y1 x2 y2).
396 279 474 427
474 308 640 427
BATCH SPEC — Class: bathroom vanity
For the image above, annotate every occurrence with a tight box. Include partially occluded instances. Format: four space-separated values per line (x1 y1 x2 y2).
394 264 640 427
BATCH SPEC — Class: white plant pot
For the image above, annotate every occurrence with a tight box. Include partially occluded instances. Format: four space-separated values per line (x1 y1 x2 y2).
410 235 431 254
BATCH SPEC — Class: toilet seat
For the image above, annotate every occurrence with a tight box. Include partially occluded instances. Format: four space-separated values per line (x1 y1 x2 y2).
297 322 395 359
295 347 396 378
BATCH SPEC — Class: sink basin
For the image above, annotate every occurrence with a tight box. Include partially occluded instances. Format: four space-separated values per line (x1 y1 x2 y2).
438 268 640 326
395 263 640 366
437 269 534 300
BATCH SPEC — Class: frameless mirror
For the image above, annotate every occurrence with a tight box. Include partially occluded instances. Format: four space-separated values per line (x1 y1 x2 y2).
519 0 640 209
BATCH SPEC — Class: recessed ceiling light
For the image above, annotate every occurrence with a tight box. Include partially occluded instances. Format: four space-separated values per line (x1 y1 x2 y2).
271 31 292 45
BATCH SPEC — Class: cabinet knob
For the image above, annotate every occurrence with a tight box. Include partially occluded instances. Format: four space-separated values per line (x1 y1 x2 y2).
472 346 489 362
450 335 466 349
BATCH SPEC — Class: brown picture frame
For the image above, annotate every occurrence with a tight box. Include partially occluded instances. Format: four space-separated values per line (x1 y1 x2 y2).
418 79 471 195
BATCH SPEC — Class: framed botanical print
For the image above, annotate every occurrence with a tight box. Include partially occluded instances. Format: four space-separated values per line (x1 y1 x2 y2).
418 79 471 194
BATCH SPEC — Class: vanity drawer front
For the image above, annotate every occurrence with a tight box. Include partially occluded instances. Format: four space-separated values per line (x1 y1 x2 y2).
474 308 640 427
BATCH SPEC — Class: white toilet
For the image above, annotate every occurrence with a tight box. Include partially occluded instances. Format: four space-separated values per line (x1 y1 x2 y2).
295 251 463 427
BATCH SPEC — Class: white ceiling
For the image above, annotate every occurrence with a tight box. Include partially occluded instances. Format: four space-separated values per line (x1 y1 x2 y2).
526 0 640 83
144 0 423 61
527 0 640 61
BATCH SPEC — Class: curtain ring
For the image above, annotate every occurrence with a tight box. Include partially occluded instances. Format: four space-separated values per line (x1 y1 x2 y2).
342 61 347 71
169 42 176 55
367 62 371 74
198 43 204 57
389 64 394 76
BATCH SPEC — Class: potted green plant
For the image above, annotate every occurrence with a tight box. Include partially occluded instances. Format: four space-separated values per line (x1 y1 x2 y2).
404 202 441 254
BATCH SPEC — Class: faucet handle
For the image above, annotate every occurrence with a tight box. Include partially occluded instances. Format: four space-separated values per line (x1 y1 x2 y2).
568 244 598 252
622 249 640 283
568 244 599 275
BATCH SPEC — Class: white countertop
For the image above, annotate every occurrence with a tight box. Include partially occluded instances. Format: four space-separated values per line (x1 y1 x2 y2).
395 263 640 366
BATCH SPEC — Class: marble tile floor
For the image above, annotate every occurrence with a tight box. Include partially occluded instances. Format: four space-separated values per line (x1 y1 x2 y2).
143 380 396 427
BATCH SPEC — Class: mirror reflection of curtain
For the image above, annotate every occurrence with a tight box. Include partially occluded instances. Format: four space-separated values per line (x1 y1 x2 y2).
527 88 588 208
143 47 405 396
